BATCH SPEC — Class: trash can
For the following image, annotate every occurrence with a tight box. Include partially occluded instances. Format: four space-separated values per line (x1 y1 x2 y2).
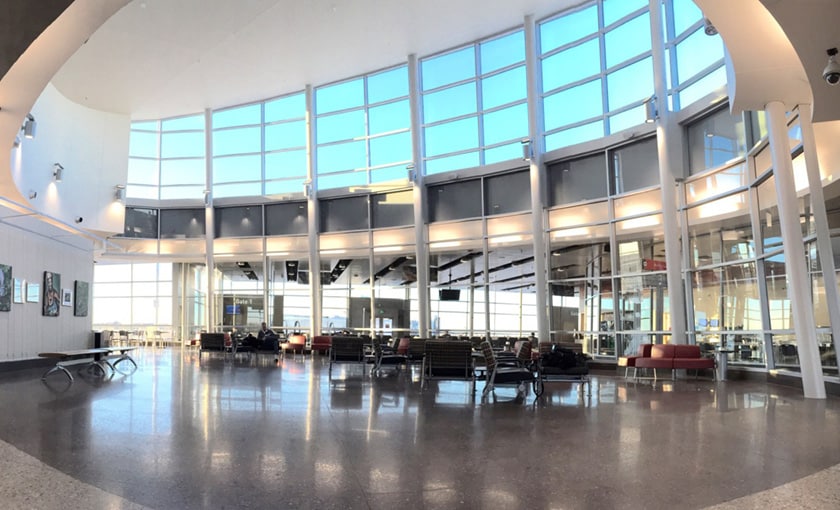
716 349 733 381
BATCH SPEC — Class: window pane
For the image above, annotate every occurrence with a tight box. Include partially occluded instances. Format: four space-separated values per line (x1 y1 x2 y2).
266 150 307 179
265 178 306 195
422 47 476 90
214 154 261 183
266 120 306 151
483 103 528 145
162 115 203 131
545 121 604 151
425 152 479 175
127 185 158 200
482 66 526 109
368 66 408 104
161 131 205 158
128 158 159 186
603 0 647 26
316 79 364 114
370 164 408 183
214 182 262 199
540 6 598 52
679 66 726 108
317 141 367 173
484 142 522 165
423 83 477 124
424 117 479 157
130 130 158 158
319 171 367 190
265 93 305 122
160 158 205 185
317 109 366 144
543 80 603 130
607 57 653 110
673 0 703 35
370 131 411 167
131 120 157 131
369 100 410 135
541 38 600 92
676 28 724 84
213 104 261 128
609 104 646 133
159 186 204 200
480 31 525 74
605 13 651 67
687 108 747 174
213 126 261 156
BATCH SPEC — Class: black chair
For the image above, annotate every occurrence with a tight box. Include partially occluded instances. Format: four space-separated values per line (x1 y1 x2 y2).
329 336 367 378
479 340 534 399
370 340 406 376
421 341 475 392
199 333 226 361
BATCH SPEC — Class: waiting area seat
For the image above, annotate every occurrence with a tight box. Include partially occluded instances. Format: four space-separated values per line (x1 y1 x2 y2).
328 336 368 378
618 343 654 379
421 340 475 392
634 344 716 381
199 333 227 361
479 340 533 399
311 335 332 355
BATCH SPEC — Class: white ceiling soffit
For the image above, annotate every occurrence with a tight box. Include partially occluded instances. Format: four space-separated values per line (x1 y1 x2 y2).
51 0 575 119
695 0 811 115
758 0 840 124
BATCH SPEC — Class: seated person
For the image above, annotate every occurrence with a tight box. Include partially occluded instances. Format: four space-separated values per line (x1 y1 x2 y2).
257 322 280 361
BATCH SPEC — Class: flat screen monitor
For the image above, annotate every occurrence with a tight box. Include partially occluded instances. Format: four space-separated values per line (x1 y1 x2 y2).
225 304 241 314
439 289 461 301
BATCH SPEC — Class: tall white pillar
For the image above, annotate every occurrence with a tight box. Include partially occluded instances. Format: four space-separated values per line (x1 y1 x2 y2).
798 103 840 372
765 101 825 399
524 14 549 344
649 0 686 344
305 84 322 337
408 53 430 338
204 108 215 332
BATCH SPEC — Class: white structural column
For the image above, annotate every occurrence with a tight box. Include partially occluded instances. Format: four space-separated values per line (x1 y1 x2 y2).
408 53 430 338
305 84 322 337
204 108 216 331
524 14 549 344
765 101 825 399
648 0 686 344
798 103 840 369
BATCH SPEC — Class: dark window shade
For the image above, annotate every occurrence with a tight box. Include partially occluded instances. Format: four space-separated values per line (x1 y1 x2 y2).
265 202 308 236
215 206 263 238
428 179 482 222
160 208 205 239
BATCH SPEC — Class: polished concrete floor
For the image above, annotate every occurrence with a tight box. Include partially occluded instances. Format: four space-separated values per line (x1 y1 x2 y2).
1 348 839 510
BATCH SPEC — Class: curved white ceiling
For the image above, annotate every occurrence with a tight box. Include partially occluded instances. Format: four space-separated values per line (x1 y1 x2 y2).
51 0 573 119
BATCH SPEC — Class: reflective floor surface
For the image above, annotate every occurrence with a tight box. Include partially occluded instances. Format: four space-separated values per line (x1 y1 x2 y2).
1 348 839 509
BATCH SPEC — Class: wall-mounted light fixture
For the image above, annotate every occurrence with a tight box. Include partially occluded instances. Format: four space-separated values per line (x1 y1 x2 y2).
28 190 37 200
521 138 533 161
644 96 658 124
303 180 313 198
52 163 64 182
114 184 126 202
407 164 417 183
203 189 211 206
13 135 21 149
22 114 36 139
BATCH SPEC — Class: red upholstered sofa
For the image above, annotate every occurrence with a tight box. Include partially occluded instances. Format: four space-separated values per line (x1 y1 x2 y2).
634 344 715 380
618 343 653 379
311 335 332 355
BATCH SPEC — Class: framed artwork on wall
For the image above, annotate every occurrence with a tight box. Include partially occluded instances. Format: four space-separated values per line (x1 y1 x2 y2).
61 288 73 307
0 263 10 311
74 280 89 317
43 271 61 317
13 278 23 304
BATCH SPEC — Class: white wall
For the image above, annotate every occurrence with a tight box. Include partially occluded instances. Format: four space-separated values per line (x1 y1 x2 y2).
0 220 94 361
10 83 129 234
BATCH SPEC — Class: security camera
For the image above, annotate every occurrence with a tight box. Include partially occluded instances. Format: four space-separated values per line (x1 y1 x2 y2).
824 48 840 85
74 217 83 224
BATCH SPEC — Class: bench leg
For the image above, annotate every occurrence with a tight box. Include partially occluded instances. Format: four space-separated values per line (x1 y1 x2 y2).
42 364 73 382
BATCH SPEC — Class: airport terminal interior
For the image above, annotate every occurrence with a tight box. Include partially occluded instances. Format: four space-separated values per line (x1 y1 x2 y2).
1 0 840 508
